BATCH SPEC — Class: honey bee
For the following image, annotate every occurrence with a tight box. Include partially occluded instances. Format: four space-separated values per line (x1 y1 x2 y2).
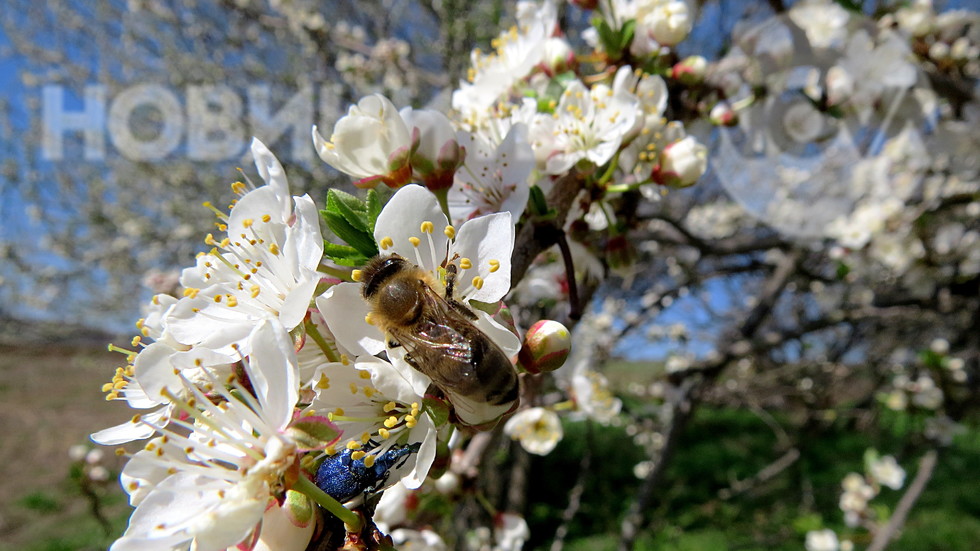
359 254 519 418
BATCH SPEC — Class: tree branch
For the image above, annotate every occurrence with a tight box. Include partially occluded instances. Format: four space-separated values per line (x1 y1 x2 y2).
866 449 940 551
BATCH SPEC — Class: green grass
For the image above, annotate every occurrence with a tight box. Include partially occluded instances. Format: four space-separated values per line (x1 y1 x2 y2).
524 406 979 551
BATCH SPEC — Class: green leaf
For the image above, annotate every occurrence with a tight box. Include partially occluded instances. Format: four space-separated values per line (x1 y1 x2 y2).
423 397 451 427
322 241 371 267
365 189 381 233
619 19 636 51
326 189 370 232
321 189 381 259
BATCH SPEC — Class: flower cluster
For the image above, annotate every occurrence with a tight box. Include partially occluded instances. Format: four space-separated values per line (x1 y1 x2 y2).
92 1 715 548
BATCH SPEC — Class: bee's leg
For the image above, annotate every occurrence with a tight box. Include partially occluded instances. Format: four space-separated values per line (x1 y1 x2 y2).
445 262 459 299
444 263 479 320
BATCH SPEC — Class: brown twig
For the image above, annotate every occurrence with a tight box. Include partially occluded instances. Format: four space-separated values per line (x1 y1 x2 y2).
550 421 594 551
866 449 940 551
718 447 800 500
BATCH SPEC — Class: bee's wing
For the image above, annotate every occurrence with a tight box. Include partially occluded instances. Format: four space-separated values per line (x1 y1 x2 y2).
386 288 485 393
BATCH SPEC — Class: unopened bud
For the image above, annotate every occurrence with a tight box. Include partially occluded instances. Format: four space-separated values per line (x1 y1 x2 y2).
671 55 707 85
283 489 315 528
709 101 738 126
605 234 637 270
68 444 88 462
542 38 576 75
518 320 571 374
88 465 110 482
652 136 707 188
85 448 105 465
434 472 460 495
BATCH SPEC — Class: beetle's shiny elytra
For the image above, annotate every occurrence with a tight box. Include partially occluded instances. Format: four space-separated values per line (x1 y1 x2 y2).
314 442 421 503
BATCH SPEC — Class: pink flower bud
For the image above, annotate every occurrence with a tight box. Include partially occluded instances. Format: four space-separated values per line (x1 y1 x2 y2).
518 320 571 374
652 136 707 188
709 101 738 126
671 55 707 85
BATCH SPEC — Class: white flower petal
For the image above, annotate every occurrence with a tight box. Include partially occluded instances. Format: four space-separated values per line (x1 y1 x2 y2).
251 138 291 222
374 185 449 272
91 406 171 446
452 212 514 303
315 283 385 356
474 310 521 357
247 319 300 431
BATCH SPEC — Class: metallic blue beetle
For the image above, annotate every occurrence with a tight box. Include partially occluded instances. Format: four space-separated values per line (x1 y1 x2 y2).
314 442 421 503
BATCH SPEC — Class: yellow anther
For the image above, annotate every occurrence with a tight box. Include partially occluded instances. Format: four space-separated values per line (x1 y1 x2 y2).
242 218 254 228
459 258 472 270
250 285 260 298
205 233 216 245
363 386 376 398
365 313 375 325
409 236 421 247
231 181 247 194
349 383 358 395
405 415 417 428
219 237 230 248
325 445 337 456
379 236 394 250
101 382 114 392
183 288 200 298
340 354 350 366
488 259 500 273
351 451 366 461
346 440 362 450
351 269 363 282
361 432 371 444
359 370 372 380
268 243 280 255
261 214 271 223
333 408 344 416
363 454 377 468
472 276 484 290
378 428 391 440
384 416 399 429
383 401 397 413
420 221 434 234
444 225 456 239
226 295 238 307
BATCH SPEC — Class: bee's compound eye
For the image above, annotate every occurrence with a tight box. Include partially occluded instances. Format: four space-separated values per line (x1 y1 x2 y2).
378 279 423 325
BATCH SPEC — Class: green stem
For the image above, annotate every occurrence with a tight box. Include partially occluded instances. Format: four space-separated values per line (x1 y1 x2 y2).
305 319 340 363
596 150 622 188
317 263 354 281
432 188 452 223
293 475 363 530
475 490 498 517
